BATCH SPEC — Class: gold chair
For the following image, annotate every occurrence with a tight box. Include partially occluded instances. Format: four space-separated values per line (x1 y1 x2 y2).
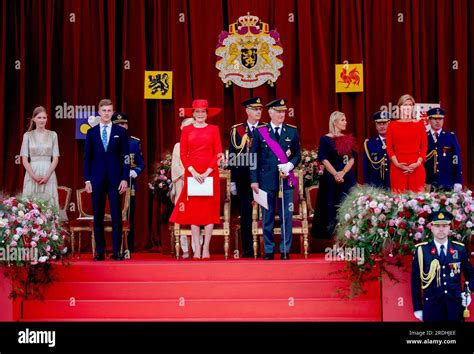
57 186 72 222
173 170 231 259
69 188 130 258
251 168 309 258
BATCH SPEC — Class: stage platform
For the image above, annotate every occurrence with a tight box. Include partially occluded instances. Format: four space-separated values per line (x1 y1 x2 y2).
16 253 382 322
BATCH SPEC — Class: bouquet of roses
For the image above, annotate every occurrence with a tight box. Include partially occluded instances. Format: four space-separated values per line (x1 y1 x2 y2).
299 148 324 188
149 153 173 201
335 185 474 296
0 196 68 267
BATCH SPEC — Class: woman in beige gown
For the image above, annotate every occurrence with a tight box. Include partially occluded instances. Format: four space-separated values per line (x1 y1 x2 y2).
19 106 60 208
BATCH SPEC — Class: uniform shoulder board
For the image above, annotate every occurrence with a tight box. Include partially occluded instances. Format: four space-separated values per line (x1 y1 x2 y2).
131 136 140 141
415 242 428 247
364 138 369 143
450 132 455 135
231 123 243 129
286 124 297 129
256 123 267 128
452 241 465 247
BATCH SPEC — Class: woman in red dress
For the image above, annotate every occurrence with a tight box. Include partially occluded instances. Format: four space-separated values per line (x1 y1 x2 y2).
386 94 427 193
169 99 222 259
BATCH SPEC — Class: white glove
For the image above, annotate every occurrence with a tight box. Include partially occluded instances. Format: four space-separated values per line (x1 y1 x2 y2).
454 183 462 192
461 293 472 307
414 310 423 321
130 170 138 178
230 182 237 196
277 162 294 176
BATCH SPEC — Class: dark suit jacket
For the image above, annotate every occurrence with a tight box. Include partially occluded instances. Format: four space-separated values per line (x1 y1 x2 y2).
84 124 130 187
250 123 301 191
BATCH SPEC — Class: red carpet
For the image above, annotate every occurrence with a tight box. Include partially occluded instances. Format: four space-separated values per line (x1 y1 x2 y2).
19 254 381 322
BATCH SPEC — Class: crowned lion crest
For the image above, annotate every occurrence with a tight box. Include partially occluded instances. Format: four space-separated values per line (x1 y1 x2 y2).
215 13 283 88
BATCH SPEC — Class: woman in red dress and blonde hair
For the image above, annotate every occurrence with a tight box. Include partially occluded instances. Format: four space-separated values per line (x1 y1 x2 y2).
169 99 222 259
386 94 428 193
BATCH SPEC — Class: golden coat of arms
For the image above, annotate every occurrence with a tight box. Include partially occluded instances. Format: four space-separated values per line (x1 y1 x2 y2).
215 13 283 88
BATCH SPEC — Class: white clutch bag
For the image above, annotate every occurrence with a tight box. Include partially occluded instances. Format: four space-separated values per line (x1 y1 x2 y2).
187 177 213 196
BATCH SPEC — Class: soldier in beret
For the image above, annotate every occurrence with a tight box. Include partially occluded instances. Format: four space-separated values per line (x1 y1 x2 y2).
411 211 474 321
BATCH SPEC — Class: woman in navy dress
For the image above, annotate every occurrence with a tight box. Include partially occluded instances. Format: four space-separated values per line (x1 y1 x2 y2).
311 111 357 239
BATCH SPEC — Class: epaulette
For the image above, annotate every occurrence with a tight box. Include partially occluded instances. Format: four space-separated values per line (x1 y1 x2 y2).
131 136 140 141
231 123 243 129
450 132 455 135
256 123 267 128
415 242 428 247
286 124 297 128
452 241 465 247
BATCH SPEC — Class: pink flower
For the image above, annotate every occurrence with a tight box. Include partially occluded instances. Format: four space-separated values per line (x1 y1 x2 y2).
160 169 166 174
389 219 395 227
374 207 381 214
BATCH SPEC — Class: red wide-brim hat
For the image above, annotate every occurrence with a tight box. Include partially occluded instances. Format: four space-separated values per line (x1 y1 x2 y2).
183 99 222 118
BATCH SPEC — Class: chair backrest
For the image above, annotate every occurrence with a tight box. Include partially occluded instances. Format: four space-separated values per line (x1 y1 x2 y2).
305 185 319 217
219 170 231 217
57 186 72 212
76 188 93 217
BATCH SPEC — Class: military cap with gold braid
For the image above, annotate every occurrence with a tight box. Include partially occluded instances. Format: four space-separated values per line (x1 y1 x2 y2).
266 98 287 111
112 112 128 124
242 97 263 108
429 211 453 225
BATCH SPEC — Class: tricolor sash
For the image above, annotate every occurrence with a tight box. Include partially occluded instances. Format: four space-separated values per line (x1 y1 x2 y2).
258 126 297 187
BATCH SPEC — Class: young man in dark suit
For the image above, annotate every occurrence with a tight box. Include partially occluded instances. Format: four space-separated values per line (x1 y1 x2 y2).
84 99 130 261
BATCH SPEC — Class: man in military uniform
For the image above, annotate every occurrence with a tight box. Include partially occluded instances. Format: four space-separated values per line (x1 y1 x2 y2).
229 97 265 257
424 107 462 192
411 211 474 321
363 111 391 189
112 112 145 258
250 99 301 260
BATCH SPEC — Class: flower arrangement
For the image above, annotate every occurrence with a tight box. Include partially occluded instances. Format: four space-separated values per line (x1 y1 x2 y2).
298 148 324 188
149 152 173 201
335 185 473 297
0 195 69 299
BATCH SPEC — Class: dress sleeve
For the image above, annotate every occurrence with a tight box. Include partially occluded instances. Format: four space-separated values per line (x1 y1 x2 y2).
209 125 223 169
179 126 191 169
418 121 427 161
52 131 60 157
385 123 395 160
20 132 29 157
317 136 328 162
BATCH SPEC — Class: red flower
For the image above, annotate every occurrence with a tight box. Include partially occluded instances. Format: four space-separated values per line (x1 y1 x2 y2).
453 220 461 230
449 248 455 255
431 248 436 255
399 222 407 229
388 227 395 235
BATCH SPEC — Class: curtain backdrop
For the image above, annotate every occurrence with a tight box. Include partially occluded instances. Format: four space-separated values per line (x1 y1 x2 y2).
1 0 473 250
